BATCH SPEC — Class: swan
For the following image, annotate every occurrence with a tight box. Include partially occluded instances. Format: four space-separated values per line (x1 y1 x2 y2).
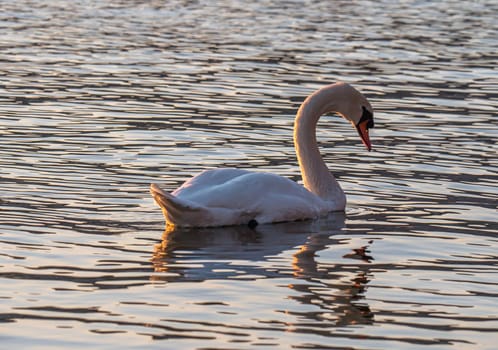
150 82 374 228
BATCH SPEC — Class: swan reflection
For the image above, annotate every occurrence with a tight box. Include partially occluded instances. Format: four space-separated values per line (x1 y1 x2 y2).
151 212 374 326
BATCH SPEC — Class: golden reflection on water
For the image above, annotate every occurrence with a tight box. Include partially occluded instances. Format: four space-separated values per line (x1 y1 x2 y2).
1 0 497 348
151 215 374 327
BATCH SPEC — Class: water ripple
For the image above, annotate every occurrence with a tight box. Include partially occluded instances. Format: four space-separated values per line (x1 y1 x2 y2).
1 0 497 349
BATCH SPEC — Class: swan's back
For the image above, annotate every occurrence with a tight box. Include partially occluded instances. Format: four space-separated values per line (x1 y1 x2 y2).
175 168 324 210
172 168 251 197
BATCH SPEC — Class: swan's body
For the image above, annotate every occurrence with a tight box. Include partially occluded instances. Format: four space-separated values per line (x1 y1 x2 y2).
150 168 339 227
151 82 374 227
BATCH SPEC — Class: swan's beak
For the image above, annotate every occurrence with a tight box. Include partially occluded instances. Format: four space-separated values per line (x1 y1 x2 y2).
355 120 372 151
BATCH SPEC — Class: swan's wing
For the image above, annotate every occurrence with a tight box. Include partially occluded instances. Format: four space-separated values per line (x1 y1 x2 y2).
175 171 327 221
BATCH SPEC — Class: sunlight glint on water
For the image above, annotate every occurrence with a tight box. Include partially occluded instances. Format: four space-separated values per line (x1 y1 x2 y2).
0 1 497 349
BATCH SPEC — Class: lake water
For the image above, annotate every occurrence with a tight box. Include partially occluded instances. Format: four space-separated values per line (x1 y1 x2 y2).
1 0 497 349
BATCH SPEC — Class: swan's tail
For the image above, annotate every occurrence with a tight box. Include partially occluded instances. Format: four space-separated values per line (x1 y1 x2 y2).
150 183 206 226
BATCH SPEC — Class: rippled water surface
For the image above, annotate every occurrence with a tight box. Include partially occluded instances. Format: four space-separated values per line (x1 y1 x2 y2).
1 1 497 349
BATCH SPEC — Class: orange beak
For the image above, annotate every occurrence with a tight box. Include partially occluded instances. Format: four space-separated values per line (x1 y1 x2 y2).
355 120 372 151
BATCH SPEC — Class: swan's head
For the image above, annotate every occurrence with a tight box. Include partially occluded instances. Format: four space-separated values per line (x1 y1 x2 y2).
351 105 374 152
328 82 375 151
296 82 375 151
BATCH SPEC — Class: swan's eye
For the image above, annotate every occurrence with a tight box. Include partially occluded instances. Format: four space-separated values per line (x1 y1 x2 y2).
359 106 374 129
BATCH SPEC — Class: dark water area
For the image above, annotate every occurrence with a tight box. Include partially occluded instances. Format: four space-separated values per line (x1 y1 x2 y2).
0 1 497 349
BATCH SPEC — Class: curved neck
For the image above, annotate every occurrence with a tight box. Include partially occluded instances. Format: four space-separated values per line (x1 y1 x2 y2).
293 85 346 208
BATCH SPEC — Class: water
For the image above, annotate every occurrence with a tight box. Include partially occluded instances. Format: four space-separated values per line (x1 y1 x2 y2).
1 0 497 349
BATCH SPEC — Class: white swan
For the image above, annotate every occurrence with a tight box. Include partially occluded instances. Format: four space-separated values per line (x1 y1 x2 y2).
150 82 374 228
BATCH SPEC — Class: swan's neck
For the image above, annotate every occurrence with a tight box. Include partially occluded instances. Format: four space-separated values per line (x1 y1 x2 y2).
293 86 346 208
